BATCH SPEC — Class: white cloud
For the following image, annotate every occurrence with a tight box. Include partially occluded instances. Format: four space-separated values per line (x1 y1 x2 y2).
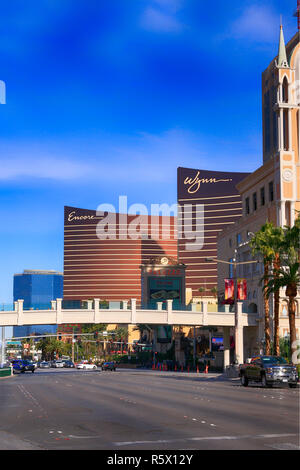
0 157 90 181
140 0 185 33
0 128 259 184
229 5 279 43
152 0 183 14
141 7 183 33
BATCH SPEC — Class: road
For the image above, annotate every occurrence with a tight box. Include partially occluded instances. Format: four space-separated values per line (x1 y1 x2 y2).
0 368 299 451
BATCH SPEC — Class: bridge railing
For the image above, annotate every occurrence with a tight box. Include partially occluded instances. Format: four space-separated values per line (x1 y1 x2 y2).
0 298 257 328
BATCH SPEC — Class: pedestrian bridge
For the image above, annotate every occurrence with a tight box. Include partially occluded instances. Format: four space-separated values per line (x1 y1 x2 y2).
0 298 258 329
1 299 260 366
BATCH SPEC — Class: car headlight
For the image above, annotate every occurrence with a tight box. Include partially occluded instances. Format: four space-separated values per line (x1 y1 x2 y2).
266 368 274 374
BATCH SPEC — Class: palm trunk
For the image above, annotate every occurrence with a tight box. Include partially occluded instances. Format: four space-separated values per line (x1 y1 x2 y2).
287 283 297 363
273 254 280 356
264 259 271 355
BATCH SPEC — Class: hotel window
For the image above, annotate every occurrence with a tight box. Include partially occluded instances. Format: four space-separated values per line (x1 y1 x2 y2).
260 187 265 206
269 181 274 202
245 197 250 215
253 192 257 212
236 233 242 245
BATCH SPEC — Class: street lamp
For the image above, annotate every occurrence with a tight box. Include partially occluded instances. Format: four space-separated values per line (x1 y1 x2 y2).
205 255 259 364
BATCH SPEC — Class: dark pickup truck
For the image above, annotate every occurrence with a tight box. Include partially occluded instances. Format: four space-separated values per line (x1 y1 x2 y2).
240 356 298 388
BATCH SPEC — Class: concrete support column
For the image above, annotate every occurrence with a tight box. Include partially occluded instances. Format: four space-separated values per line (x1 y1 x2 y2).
122 301 128 310
277 200 286 227
56 298 62 325
51 300 56 310
14 301 18 312
167 299 173 324
131 299 136 324
157 302 163 310
202 300 208 326
94 299 99 323
1 327 6 366
223 327 231 371
234 302 244 365
17 300 24 325
87 300 93 310
290 201 296 226
191 302 197 312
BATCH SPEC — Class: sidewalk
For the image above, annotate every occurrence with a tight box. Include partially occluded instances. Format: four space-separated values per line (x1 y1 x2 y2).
119 367 225 380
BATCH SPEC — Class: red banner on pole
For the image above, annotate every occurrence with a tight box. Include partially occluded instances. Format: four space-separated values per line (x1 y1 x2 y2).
237 278 247 300
225 279 234 300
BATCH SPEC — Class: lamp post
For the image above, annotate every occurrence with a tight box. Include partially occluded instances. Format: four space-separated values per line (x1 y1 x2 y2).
206 254 259 365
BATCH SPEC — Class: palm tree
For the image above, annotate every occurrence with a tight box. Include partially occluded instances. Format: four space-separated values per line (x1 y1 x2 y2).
210 286 218 299
264 216 300 361
264 256 299 361
198 287 205 297
268 226 285 356
250 222 277 355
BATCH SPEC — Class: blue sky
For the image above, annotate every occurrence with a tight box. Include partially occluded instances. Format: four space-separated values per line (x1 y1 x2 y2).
0 0 298 303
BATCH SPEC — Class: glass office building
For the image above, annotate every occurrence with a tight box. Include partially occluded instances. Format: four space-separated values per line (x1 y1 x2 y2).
13 270 63 338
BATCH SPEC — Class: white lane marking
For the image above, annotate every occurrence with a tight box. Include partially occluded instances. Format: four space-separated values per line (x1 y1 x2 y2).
267 443 300 450
17 384 47 416
113 433 298 446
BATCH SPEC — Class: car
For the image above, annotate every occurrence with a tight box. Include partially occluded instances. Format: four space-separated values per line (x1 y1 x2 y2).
240 355 298 388
11 359 35 374
29 361 38 369
63 360 75 368
52 360 65 368
39 361 50 368
101 361 116 371
76 362 97 370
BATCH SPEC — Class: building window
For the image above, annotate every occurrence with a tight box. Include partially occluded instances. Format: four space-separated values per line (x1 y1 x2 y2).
269 181 274 202
229 238 232 248
283 109 289 150
260 187 265 206
229 258 234 279
282 77 289 103
245 197 250 215
253 192 257 212
236 233 242 245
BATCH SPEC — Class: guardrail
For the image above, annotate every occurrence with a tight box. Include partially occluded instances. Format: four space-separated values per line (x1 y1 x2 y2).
0 367 13 378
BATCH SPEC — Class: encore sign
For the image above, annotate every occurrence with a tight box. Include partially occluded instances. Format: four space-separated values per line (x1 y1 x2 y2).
147 268 183 276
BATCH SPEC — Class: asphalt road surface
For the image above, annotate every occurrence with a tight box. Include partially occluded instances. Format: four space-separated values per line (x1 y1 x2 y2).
0 368 299 451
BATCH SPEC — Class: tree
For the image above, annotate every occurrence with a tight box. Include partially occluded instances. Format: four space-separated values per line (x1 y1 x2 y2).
198 287 205 297
264 216 300 362
210 286 218 299
265 256 299 362
250 222 278 355
36 337 67 360
267 225 285 356
133 324 152 343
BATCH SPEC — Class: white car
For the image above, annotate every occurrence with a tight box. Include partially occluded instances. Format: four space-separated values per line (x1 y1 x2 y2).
54 360 64 368
76 362 97 370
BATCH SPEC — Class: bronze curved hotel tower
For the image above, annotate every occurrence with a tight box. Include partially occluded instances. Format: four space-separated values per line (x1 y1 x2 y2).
177 167 249 299
63 206 178 306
